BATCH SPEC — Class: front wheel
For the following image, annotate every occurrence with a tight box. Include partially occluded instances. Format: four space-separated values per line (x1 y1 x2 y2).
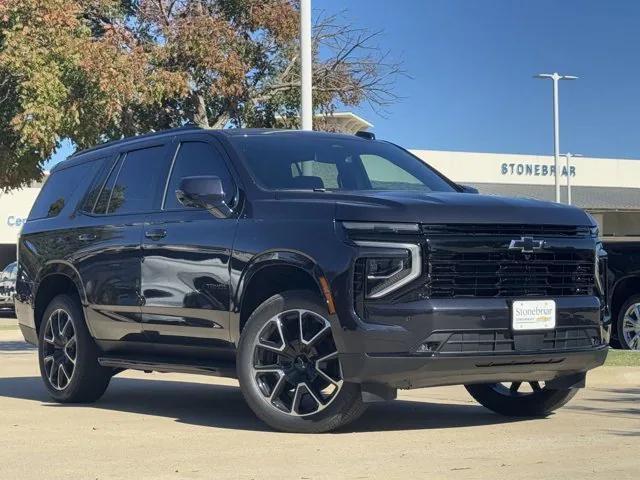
237 290 367 433
465 381 578 417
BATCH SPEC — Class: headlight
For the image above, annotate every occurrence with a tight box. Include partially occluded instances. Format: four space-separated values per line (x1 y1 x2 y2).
355 241 421 298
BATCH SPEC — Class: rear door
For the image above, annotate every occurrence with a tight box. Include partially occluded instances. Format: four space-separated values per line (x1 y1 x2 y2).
140 134 239 348
75 141 172 342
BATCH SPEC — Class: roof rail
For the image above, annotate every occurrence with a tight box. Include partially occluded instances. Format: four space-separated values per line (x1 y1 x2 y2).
355 131 376 140
69 124 203 158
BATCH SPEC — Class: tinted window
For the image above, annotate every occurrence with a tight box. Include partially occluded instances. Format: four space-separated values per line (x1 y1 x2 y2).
291 160 339 189
360 155 423 190
107 146 165 215
164 141 235 210
232 135 456 193
92 157 122 215
82 156 117 213
29 160 100 220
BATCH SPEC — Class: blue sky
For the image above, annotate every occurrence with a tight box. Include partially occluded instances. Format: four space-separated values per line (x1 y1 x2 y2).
48 0 640 167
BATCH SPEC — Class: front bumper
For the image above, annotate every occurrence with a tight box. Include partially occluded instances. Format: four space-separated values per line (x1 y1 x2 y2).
340 347 608 389
335 295 608 389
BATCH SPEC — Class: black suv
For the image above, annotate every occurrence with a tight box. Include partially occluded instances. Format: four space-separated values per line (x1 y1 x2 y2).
16 128 609 433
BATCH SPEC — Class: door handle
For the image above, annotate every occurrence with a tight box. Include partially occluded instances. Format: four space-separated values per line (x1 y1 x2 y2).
145 228 167 241
78 233 96 242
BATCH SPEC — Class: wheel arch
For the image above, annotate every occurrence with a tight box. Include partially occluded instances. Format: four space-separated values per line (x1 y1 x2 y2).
610 275 640 331
33 261 86 334
232 250 335 344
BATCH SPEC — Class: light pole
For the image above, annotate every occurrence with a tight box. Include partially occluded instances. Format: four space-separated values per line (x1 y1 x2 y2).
300 0 313 131
564 152 582 205
535 72 578 203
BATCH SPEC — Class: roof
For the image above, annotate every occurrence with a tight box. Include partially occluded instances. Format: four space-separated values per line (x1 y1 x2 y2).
469 182 640 211
53 126 374 173
220 128 369 141
68 125 202 159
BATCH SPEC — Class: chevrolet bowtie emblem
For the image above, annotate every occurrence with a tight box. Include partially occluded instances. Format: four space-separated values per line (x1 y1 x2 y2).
509 236 545 253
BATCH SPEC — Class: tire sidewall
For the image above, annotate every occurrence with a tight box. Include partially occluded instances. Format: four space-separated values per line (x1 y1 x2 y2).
465 383 578 417
237 290 364 433
616 294 640 350
38 294 103 402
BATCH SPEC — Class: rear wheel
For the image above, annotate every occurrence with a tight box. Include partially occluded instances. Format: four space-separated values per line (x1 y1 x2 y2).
38 294 112 403
465 381 578 417
237 290 367 433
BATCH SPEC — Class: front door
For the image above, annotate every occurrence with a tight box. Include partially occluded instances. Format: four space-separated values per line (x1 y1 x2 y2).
140 135 239 349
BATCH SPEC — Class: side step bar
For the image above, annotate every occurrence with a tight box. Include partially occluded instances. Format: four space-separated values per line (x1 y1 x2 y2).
98 356 237 379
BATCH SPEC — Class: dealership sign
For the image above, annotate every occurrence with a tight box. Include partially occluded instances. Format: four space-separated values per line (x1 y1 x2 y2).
501 163 576 177
6 216 26 228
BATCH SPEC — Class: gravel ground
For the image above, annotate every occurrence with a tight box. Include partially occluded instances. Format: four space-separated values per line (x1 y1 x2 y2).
0 328 638 480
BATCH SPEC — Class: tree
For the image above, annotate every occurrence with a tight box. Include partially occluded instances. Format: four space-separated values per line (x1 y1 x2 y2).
0 0 403 190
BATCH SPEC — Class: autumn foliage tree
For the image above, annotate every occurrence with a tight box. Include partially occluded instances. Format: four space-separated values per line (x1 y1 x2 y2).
0 0 402 190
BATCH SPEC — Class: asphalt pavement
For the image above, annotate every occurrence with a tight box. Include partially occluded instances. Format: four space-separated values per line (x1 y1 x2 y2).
0 324 638 480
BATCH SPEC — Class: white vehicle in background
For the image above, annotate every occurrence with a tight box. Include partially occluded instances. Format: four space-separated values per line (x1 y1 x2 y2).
0 262 17 314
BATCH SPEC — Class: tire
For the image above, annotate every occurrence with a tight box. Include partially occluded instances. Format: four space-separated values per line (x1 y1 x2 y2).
38 294 112 403
237 290 367 433
465 381 578 417
616 294 640 350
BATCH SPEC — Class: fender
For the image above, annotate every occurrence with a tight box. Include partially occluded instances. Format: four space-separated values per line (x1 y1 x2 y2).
609 273 640 313
34 260 88 306
230 249 331 343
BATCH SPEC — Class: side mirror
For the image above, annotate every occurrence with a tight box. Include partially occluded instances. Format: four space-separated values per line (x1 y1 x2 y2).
459 184 479 194
176 176 234 218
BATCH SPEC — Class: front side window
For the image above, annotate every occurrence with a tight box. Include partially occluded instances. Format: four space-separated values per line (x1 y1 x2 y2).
164 141 235 210
104 145 166 215
231 135 456 193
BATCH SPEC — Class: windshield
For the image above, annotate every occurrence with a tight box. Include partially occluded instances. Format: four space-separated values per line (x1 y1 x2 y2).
231 134 457 193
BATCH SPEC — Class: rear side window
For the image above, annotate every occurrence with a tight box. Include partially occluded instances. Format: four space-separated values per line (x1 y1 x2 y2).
91 157 122 215
29 160 99 220
106 145 165 215
164 141 235 210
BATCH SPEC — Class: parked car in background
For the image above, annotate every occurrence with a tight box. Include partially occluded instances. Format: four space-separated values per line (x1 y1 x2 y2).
15 127 609 433
604 239 640 350
0 261 17 313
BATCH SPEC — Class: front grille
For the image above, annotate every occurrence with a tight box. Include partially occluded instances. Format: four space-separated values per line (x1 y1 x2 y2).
429 251 595 298
422 224 593 238
425 224 596 299
420 326 602 356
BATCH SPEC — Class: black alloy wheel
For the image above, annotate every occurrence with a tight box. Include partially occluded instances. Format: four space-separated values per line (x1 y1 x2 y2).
237 290 367 433
42 308 78 391
38 294 112 403
251 308 343 416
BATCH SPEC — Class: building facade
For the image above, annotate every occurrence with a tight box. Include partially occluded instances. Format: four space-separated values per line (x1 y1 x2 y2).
1 147 639 269
414 150 640 238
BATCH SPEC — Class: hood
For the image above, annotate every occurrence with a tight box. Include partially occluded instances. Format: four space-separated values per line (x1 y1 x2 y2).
331 190 593 226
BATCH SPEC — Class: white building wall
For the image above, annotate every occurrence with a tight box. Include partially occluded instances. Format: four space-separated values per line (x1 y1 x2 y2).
0 188 39 244
411 150 640 189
